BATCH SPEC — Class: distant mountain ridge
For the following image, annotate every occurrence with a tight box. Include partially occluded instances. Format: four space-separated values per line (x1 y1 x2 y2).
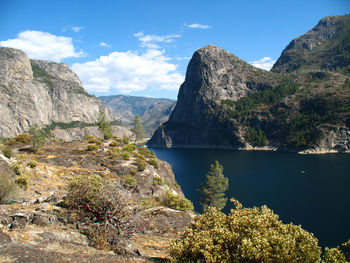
148 15 350 153
100 95 175 136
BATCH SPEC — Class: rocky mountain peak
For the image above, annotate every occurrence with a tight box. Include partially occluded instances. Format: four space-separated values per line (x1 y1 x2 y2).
0 47 33 81
30 59 82 85
271 15 350 73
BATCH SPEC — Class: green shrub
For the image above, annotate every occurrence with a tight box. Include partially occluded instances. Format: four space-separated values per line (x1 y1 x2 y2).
95 140 102 145
322 247 347 263
137 147 153 158
65 174 103 211
122 144 136 153
27 160 38 168
148 158 159 169
87 144 99 151
0 172 19 204
163 191 194 212
122 135 129 144
153 175 163 185
107 147 120 158
134 153 146 160
109 140 118 147
2 146 12 159
121 152 130 160
88 137 98 143
11 163 22 175
15 174 29 189
122 174 137 189
16 153 28 161
129 168 137 176
170 199 321 263
5 133 32 145
135 157 146 172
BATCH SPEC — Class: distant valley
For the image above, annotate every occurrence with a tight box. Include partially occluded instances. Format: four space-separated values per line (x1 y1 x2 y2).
100 95 175 137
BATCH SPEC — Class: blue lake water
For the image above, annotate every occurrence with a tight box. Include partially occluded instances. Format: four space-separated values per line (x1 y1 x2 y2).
149 147 350 248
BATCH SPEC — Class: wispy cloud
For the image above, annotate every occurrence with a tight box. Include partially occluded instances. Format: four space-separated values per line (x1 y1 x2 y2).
134 32 181 49
0 30 84 62
71 26 84 32
249 57 276 71
62 25 84 33
72 49 184 93
186 23 211 29
99 42 111 48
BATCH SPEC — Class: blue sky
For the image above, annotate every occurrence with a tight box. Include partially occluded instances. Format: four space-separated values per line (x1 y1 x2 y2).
1 0 349 99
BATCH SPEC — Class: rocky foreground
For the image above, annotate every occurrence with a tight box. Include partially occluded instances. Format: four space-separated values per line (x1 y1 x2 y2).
0 138 195 262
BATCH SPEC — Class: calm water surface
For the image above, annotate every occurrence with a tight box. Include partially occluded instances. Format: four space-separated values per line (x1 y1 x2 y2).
149 148 350 248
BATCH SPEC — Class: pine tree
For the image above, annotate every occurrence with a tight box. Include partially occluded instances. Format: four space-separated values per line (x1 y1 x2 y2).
131 115 144 143
198 161 229 211
97 108 112 140
29 124 46 151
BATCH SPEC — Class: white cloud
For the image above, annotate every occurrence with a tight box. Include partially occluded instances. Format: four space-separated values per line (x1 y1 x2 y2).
100 42 111 48
187 23 211 29
134 32 181 49
249 57 276 71
72 49 184 93
0 30 84 62
62 25 84 33
71 26 84 32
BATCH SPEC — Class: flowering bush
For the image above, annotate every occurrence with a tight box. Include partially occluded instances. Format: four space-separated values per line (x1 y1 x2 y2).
170 199 321 263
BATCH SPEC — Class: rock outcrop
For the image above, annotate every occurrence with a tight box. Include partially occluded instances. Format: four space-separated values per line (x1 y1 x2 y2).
149 15 350 153
0 47 115 138
0 139 194 262
148 45 280 148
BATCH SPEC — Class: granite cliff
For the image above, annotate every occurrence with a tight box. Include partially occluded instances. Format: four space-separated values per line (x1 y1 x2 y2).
0 47 116 138
148 15 350 153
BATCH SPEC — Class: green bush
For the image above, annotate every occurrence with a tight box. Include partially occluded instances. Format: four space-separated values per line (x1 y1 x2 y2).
27 160 38 168
322 247 347 263
121 152 130 160
87 144 99 151
122 174 137 189
148 158 159 169
135 157 146 172
5 133 32 145
11 163 22 175
0 172 19 204
109 140 118 147
122 144 136 153
2 146 12 159
170 199 321 263
65 174 104 212
129 168 137 176
122 135 129 145
137 146 153 158
163 191 194 212
107 147 120 158
88 137 98 143
15 174 29 189
153 175 163 185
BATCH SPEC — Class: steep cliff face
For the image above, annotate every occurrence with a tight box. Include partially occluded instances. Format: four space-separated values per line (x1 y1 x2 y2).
272 15 350 74
148 45 280 148
149 16 350 153
0 47 112 138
